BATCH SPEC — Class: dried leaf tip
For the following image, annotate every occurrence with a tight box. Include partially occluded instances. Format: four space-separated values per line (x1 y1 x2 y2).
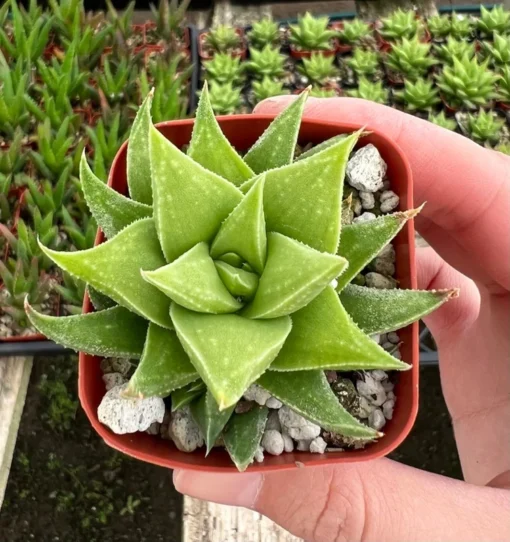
148 86 156 98
433 287 460 299
396 202 426 221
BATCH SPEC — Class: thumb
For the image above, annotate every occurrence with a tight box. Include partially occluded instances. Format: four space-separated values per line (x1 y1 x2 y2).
174 458 510 542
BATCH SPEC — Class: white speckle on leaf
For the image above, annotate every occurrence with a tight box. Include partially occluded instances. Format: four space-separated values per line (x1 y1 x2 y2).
243 384 271 406
168 406 204 452
278 406 321 440
380 190 400 213
329 278 338 289
98 384 165 435
102 372 126 391
310 437 327 454
368 408 386 431
262 430 285 455
346 144 387 192
353 212 376 224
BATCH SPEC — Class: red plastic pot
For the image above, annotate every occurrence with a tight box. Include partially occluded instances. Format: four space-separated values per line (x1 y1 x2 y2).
78 115 418 472
289 43 337 59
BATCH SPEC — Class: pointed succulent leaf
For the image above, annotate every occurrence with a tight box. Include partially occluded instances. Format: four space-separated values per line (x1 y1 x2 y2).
149 124 243 262
341 284 459 335
209 175 266 274
271 287 410 371
296 134 347 161
244 90 309 173
171 303 292 410
25 302 147 358
190 390 235 455
171 381 206 412
80 154 152 239
258 370 378 439
214 261 259 299
217 252 243 267
248 132 360 253
142 243 242 314
337 209 419 290
243 233 348 319
188 82 254 185
223 407 268 471
39 219 173 328
126 323 198 398
87 286 117 311
127 91 153 204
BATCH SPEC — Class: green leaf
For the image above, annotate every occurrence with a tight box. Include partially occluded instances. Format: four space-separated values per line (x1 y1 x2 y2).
337 208 419 290
217 252 243 267
243 233 347 319
149 124 243 262
171 303 292 410
87 286 117 311
244 90 309 173
271 286 410 371
190 390 235 455
80 153 152 239
142 243 242 314
246 132 360 253
126 323 198 398
214 261 259 299
171 380 206 412
209 175 266 274
223 407 268 472
258 370 378 439
188 81 254 185
296 134 347 161
40 219 173 329
25 302 148 358
340 284 459 335
127 91 153 204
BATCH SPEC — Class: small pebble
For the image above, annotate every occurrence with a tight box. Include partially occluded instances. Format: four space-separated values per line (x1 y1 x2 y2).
371 370 388 382
346 144 387 192
146 422 160 435
278 407 321 440
296 439 312 452
359 396 375 419
379 333 387 344
282 433 294 452
168 406 204 452
378 244 396 261
380 190 400 213
102 372 125 391
266 397 283 409
243 384 271 406
365 272 397 289
360 191 375 209
383 399 395 420
392 349 402 360
351 195 363 215
262 430 284 455
386 390 395 400
266 410 282 432
387 331 400 344
368 408 386 431
325 370 338 383
370 334 380 344
235 400 255 414
101 357 132 376
353 212 376 224
254 445 264 463
310 437 327 454
373 258 396 277
382 341 394 351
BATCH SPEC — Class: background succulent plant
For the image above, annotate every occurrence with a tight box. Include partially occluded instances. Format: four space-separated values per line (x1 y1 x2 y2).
449 13 474 39
206 81 242 115
309 87 337 98
252 77 288 103
379 9 420 41
246 45 286 79
428 111 457 131
204 25 242 54
248 18 280 49
298 53 339 85
436 54 498 109
426 14 451 40
289 12 336 51
497 65 510 103
482 33 510 66
203 52 245 85
348 48 380 78
477 5 510 36
337 19 372 45
394 78 439 112
385 37 437 80
466 109 504 144
25 85 455 471
435 36 476 64
347 78 389 104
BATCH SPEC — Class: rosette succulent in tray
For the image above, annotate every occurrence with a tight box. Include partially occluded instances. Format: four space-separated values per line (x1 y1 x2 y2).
25 84 457 472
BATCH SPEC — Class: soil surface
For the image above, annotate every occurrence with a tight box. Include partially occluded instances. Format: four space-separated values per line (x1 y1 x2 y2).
0 359 460 542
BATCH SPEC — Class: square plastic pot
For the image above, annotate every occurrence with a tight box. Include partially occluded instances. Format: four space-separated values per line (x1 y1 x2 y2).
79 115 418 473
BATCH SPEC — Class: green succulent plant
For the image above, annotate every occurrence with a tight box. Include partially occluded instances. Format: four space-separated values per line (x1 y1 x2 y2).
26 87 80 132
150 0 191 42
385 36 437 80
299 53 339 85
346 77 389 104
105 0 136 40
206 81 243 115
204 25 242 54
379 9 420 41
497 65 510 103
246 45 286 79
85 112 130 168
495 141 510 155
0 54 32 136
394 78 439 112
466 109 504 145
348 48 380 77
449 13 474 40
25 84 456 471
252 78 288 103
53 272 87 315
436 54 498 109
309 87 337 98
434 36 476 64
97 57 138 105
482 32 510 65
31 119 74 180
428 111 457 131
0 130 27 175
203 53 245 85
248 18 280 49
477 5 510 36
426 13 451 39
337 19 372 45
289 12 336 51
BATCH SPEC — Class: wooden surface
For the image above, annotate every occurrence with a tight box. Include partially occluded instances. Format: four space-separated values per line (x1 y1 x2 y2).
0 356 33 509
183 497 302 542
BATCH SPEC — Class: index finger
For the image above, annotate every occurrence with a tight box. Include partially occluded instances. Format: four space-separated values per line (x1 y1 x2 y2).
254 97 510 293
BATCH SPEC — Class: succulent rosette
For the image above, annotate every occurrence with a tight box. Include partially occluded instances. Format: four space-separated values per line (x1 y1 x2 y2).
25 84 456 471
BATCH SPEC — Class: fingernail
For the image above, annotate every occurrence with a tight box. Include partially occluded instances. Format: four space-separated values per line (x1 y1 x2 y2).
173 470 262 508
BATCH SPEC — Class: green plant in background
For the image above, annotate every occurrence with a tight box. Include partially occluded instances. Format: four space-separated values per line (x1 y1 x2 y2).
299 53 339 85
482 33 510 66
31 119 74 180
26 86 456 471
53 272 87 315
379 8 420 41
385 36 437 80
426 13 451 40
85 112 129 169
246 45 286 79
59 206 97 252
435 36 476 64
289 12 336 51
203 53 245 85
347 77 389 104
207 81 243 114
97 57 138 105
309 87 337 98
337 19 372 45
394 78 439 112
252 78 288 103
150 0 191 42
0 130 27 175
26 88 80 132
204 25 242 54
49 0 84 35
436 54 498 109
477 5 510 36
466 109 504 144
449 13 474 40
497 65 510 104
428 111 457 131
495 141 510 154
0 54 32 136
105 0 136 41
348 48 380 78
248 18 280 49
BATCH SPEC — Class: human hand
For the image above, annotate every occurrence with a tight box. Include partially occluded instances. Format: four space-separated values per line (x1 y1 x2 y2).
173 98 510 542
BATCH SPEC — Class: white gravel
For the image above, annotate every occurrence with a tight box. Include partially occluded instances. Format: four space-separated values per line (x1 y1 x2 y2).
380 190 400 213
262 430 285 455
243 384 271 406
346 144 387 192
168 406 204 452
353 211 376 224
310 437 328 454
278 406 321 440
